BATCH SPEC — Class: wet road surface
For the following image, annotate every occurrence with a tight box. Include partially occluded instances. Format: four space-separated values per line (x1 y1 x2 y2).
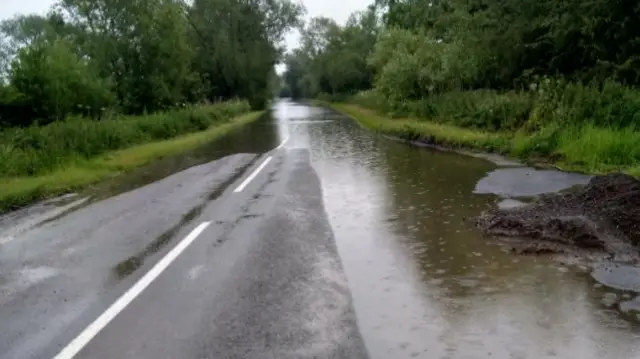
2 100 640 358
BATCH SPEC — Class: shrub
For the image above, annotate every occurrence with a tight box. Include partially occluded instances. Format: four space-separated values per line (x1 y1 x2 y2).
407 90 534 131
9 39 115 125
351 90 395 116
529 79 640 130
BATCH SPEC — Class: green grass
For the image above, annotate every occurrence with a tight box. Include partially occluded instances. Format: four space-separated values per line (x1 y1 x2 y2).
0 111 263 212
328 103 640 176
0 101 251 177
554 125 640 175
331 103 510 151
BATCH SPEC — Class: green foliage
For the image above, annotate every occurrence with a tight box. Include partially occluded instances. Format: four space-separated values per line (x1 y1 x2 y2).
409 90 534 131
377 0 640 89
368 28 478 106
0 101 250 177
283 7 379 99
9 39 114 124
555 126 640 169
353 88 533 131
354 77 640 133
291 0 640 107
351 89 394 114
188 0 303 109
0 0 303 123
528 79 640 130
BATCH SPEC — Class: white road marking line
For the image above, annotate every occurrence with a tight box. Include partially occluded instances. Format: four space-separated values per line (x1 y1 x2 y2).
233 156 272 193
276 136 289 149
53 221 212 359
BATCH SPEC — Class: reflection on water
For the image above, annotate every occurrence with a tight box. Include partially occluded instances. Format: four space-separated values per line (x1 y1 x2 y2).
90 112 282 200
271 100 640 359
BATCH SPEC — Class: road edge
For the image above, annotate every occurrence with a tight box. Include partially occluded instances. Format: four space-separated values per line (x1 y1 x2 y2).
0 111 265 214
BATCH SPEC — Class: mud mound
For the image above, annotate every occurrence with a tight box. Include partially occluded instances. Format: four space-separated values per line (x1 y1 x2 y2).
474 173 640 254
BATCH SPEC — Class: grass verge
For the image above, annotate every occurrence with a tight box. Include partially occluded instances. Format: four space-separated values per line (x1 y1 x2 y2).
0 111 263 212
329 103 510 151
327 103 640 176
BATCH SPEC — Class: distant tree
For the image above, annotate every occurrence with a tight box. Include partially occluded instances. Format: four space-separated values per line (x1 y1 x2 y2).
282 7 380 98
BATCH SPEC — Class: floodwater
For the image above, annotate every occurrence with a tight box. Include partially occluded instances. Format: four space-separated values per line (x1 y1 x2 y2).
90 112 280 199
0 112 281 237
7 100 640 358
270 100 640 359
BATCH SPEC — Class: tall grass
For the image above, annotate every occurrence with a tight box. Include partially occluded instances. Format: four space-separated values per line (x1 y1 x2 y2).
0 101 250 177
530 79 640 130
555 125 640 172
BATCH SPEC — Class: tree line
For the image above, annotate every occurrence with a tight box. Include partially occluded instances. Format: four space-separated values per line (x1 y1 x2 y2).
0 0 304 127
283 0 640 107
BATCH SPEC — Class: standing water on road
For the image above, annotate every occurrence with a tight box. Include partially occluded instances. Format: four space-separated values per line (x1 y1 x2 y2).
271 100 640 359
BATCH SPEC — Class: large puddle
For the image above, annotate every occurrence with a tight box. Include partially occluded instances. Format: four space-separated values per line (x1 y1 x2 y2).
273 101 640 359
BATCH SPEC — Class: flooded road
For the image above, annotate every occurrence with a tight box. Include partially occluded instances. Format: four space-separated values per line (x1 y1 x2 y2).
272 101 640 358
3 100 640 359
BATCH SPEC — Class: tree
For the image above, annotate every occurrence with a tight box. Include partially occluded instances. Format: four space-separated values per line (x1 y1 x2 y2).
0 0 305 124
188 0 304 108
282 7 380 98
9 38 113 125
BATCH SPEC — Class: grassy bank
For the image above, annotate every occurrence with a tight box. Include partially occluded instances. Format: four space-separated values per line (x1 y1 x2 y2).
0 101 250 176
328 102 640 176
0 106 262 212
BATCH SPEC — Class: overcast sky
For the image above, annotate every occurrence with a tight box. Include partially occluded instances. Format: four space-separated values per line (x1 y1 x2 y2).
0 0 58 21
0 0 372 51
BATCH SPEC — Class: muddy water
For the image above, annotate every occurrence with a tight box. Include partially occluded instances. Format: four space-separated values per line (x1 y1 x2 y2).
272 101 640 359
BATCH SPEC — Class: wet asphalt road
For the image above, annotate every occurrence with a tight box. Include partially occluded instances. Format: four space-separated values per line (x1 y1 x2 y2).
3 100 640 359
0 134 367 357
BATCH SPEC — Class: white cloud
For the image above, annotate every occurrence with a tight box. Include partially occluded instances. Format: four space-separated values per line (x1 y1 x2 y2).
285 0 372 51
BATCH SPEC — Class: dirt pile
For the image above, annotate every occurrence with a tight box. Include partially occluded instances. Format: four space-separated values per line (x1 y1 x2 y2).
474 173 640 255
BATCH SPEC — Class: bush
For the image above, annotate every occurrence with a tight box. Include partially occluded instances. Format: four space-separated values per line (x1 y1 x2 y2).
352 79 640 134
368 28 480 111
351 90 396 116
0 100 250 176
351 88 534 130
407 90 534 131
9 39 115 125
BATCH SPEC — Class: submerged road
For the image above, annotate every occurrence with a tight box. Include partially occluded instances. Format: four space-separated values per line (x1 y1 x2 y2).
2 100 640 359
0 108 367 359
